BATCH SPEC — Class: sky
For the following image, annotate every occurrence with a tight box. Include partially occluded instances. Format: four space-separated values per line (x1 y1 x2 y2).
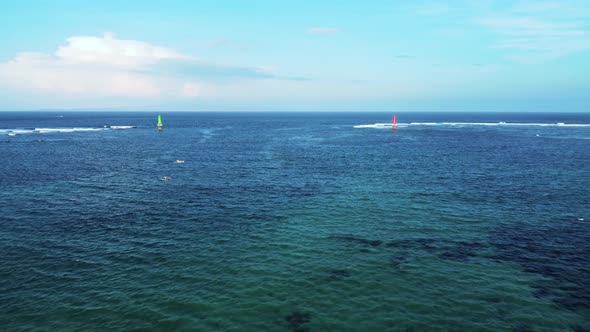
0 0 589 112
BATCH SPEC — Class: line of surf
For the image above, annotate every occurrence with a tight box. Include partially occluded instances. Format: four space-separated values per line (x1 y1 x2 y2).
0 126 136 135
354 122 590 128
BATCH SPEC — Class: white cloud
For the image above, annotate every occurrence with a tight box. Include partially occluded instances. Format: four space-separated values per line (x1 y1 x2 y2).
1 54 163 97
256 65 278 72
476 2 590 63
511 0 590 18
478 17 584 37
180 82 202 98
0 33 203 99
0 33 298 103
307 27 339 35
55 33 193 69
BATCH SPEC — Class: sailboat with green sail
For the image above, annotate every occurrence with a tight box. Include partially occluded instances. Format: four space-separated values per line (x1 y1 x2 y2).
157 114 163 131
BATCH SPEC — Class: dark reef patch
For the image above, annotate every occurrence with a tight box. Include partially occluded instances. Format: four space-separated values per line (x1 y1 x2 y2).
511 322 533 332
437 242 486 262
386 238 487 262
490 220 590 311
285 311 311 332
330 235 382 247
327 269 351 281
389 255 409 270
386 238 438 250
384 224 590 314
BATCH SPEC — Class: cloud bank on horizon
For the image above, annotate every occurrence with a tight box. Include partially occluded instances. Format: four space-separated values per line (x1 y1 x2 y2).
0 0 589 111
0 33 300 100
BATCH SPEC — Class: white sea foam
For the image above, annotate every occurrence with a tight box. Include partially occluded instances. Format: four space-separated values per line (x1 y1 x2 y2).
105 125 136 129
354 122 590 128
353 123 395 128
0 126 136 135
35 127 105 133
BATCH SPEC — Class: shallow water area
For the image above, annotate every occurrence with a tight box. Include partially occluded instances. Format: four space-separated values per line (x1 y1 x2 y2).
1 111 589 331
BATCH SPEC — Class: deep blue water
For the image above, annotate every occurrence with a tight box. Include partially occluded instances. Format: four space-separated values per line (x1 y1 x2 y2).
1 111 589 331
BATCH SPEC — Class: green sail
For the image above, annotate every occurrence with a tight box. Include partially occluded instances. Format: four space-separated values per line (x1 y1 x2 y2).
157 115 162 126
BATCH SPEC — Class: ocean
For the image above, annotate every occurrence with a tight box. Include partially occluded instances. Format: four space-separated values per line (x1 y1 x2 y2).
1 111 589 331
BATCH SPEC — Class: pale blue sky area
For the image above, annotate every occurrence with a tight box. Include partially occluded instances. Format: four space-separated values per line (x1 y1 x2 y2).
0 0 589 111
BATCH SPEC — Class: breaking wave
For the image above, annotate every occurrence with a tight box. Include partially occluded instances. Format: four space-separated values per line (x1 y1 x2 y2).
354 122 590 129
0 126 136 135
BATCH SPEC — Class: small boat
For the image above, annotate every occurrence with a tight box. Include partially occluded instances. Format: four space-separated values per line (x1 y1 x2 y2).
157 114 163 131
175 160 185 164
161 176 172 181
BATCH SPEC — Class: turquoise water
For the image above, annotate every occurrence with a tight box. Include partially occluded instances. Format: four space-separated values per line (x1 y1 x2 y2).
1 112 589 331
